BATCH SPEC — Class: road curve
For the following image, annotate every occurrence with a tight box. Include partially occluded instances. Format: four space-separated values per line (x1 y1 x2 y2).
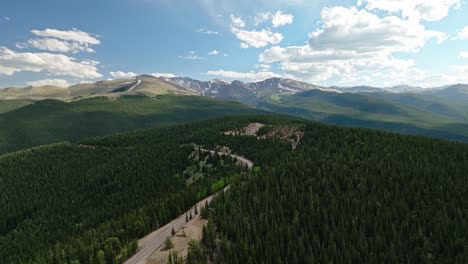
124 151 253 264
200 149 254 169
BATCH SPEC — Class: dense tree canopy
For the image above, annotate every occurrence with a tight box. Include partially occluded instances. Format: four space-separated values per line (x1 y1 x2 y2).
1 115 467 263
202 121 468 263
0 116 288 263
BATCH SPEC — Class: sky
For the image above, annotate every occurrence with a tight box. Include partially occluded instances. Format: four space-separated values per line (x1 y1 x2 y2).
1 0 468 88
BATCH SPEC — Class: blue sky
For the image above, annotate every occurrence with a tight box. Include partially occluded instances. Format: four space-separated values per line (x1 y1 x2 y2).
1 0 468 88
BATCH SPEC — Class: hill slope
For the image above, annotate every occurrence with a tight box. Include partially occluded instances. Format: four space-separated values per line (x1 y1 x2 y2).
201 119 468 263
258 90 468 141
0 99 33 114
1 116 467 263
2 76 468 142
0 95 263 155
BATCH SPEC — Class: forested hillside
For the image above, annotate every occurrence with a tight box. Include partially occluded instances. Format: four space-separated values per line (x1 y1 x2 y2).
200 120 468 263
1 115 467 263
0 115 293 263
0 95 262 155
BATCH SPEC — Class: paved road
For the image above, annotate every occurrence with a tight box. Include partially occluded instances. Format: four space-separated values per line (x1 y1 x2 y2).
124 195 215 264
124 150 253 264
200 149 254 169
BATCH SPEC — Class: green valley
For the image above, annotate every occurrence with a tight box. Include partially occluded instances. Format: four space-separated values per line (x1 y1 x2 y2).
0 95 263 155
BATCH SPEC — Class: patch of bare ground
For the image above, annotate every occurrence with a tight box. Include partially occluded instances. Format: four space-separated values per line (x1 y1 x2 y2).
146 216 207 264
224 122 265 136
223 122 305 150
259 125 305 150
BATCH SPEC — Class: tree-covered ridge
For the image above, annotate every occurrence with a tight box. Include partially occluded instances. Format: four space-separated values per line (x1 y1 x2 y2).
0 95 263 155
0 115 295 264
2 115 467 263
202 122 468 263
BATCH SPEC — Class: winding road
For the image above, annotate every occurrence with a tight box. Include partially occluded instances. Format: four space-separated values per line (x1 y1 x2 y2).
200 149 254 169
124 150 253 264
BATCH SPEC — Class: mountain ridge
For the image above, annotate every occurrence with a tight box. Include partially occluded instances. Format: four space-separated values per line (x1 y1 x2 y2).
2 75 468 101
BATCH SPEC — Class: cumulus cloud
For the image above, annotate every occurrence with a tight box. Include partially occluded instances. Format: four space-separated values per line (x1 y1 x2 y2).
254 11 294 28
0 47 102 78
230 13 286 48
27 78 71 87
230 15 246 28
27 38 95 53
31 28 100 45
18 28 100 53
232 28 283 48
271 11 294 27
360 0 461 21
255 12 272 26
458 26 468 40
460 51 468 59
109 71 137 79
152 72 177 78
208 50 220 55
308 7 445 53
207 70 280 81
258 5 447 84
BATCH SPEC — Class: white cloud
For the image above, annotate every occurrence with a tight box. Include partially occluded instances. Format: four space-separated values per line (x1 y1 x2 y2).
453 64 468 75
207 70 280 81
308 7 445 53
230 15 246 28
208 50 220 55
17 28 100 53
257 5 448 85
181 55 205 60
31 28 100 45
15 43 27 49
27 38 95 53
152 72 177 78
27 78 71 87
460 51 468 59
21 28 101 54
196 28 219 35
230 13 286 48
271 11 294 28
360 0 461 21
3 16 10 21
255 12 272 26
254 11 294 28
109 71 137 79
179 51 206 60
0 47 102 78
232 27 283 48
458 26 468 40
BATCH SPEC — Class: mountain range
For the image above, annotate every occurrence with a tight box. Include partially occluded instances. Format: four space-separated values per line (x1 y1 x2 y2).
1 75 468 149
2 74 468 103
